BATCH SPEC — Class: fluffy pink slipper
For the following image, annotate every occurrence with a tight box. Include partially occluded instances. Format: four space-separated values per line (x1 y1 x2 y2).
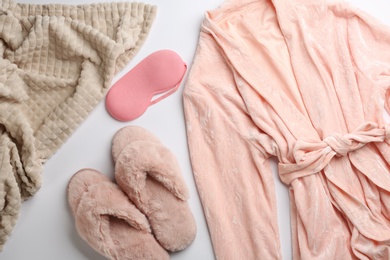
112 126 197 252
105 49 187 121
67 168 169 260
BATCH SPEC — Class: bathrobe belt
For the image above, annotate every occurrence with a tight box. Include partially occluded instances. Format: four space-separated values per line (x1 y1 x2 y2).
278 121 390 241
279 121 390 185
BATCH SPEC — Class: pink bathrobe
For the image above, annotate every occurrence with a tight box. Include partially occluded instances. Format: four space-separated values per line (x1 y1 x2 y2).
184 0 390 259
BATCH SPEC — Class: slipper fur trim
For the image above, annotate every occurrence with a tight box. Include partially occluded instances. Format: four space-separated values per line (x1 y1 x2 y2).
112 125 161 162
75 182 151 259
67 169 169 260
115 140 190 207
112 126 196 252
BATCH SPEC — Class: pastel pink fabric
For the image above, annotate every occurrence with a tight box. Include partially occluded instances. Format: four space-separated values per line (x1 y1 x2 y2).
183 0 390 259
106 50 186 121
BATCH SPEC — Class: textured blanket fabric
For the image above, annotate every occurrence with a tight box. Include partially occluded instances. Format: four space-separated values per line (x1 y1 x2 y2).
0 0 156 249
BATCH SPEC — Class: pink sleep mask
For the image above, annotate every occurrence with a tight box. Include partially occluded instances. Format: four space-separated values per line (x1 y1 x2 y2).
105 50 187 121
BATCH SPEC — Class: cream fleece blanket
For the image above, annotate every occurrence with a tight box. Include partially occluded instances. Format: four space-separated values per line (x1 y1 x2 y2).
0 0 156 249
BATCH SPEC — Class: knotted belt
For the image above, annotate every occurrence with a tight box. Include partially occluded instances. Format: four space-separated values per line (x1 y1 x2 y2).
279 121 390 185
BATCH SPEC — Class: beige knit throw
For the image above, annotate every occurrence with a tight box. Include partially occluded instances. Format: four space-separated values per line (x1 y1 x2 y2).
0 0 156 249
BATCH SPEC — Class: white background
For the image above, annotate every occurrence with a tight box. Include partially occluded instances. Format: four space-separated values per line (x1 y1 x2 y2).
2 0 390 259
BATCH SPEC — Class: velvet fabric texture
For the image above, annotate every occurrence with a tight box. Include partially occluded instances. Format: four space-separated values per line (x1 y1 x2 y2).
0 0 156 250
184 0 390 259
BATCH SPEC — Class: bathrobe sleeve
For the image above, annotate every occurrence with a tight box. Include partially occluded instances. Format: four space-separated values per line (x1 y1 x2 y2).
346 5 390 114
183 30 282 260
